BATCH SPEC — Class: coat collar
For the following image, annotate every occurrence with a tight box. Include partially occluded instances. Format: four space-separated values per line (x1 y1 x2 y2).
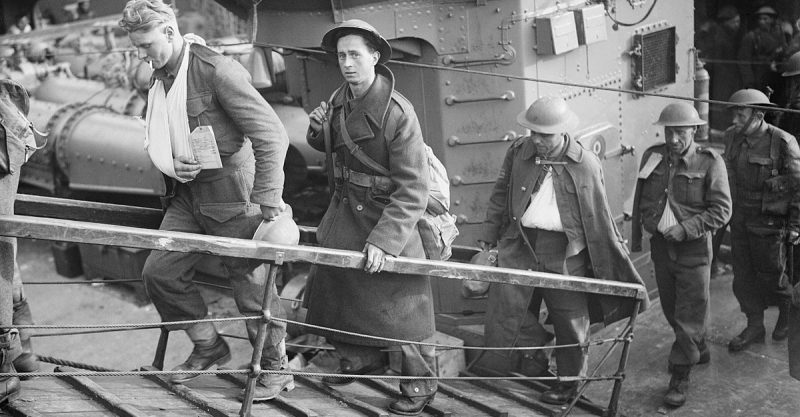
519 133 584 174
332 63 395 142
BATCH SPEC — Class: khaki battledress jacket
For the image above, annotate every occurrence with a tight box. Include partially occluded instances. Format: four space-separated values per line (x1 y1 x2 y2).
304 64 434 346
479 135 649 349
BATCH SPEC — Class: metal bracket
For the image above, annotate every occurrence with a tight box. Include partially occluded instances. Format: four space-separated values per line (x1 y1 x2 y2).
447 131 517 146
441 46 516 67
445 90 515 106
274 251 285 265
450 176 497 186
330 0 344 23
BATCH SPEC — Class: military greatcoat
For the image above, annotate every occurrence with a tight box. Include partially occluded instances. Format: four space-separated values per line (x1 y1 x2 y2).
304 64 433 346
479 135 648 351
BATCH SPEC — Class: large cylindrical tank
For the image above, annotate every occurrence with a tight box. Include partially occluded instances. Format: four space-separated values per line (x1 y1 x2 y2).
33 77 146 116
53 106 165 195
20 98 165 196
695 60 710 141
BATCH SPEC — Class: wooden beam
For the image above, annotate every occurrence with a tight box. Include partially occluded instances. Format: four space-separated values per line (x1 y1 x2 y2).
140 366 234 417
14 194 163 229
55 366 149 417
217 373 319 417
436 382 509 417
293 375 390 417
0 215 646 300
14 194 321 243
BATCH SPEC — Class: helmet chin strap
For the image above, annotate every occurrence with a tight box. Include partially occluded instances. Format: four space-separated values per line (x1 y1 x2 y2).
738 111 762 136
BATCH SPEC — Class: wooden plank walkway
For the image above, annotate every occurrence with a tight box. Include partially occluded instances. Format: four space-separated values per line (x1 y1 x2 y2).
0 368 592 416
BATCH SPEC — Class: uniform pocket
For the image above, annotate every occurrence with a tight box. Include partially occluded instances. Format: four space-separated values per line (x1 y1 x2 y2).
675 171 706 204
194 169 251 204
367 187 390 208
748 155 773 186
198 202 248 224
186 93 212 129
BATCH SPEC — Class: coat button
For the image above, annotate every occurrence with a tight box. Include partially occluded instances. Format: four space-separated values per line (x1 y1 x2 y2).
521 186 527 191
356 204 363 211
343 197 349 203
512 216 517 221
414 387 419 393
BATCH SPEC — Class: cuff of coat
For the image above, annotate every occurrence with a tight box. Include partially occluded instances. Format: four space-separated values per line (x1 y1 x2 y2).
307 128 324 150
366 233 404 257
251 187 284 207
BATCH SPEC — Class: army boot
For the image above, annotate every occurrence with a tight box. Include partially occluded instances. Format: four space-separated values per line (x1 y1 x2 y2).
773 301 790 341
248 340 295 401
170 322 231 384
0 329 22 404
12 298 38 373
519 350 550 377
664 364 690 407
728 314 766 352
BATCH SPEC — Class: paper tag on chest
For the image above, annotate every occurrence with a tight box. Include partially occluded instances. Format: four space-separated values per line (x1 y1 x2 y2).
638 152 663 179
189 126 223 170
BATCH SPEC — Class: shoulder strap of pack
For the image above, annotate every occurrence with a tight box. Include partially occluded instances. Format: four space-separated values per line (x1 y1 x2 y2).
322 85 345 192
338 108 391 177
768 125 782 175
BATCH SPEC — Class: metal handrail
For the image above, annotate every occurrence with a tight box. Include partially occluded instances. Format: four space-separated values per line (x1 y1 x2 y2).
2 195 647 416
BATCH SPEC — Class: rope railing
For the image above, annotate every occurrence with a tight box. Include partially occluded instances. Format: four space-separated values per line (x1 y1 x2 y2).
0 210 643 416
0 367 621 383
15 314 627 352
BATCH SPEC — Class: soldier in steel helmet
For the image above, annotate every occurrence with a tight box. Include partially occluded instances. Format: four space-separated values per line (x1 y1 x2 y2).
479 96 647 406
305 19 436 415
631 102 731 407
780 51 800 137
724 88 800 353
118 0 293 401
738 6 788 98
696 5 743 131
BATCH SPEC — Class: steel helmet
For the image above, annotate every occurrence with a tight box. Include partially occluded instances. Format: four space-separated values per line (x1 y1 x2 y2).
0 46 14 59
321 19 392 64
754 6 778 17
253 206 300 246
25 41 50 63
654 102 707 126
727 89 776 107
516 96 579 134
783 52 800 77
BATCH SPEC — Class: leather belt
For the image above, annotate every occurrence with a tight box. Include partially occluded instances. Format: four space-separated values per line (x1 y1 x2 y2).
334 166 392 189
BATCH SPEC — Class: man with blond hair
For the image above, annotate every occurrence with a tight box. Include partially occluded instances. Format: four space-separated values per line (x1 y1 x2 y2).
118 0 292 401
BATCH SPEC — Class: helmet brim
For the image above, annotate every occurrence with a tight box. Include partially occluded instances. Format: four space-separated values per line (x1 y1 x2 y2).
321 26 392 64
653 119 707 127
516 108 579 134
